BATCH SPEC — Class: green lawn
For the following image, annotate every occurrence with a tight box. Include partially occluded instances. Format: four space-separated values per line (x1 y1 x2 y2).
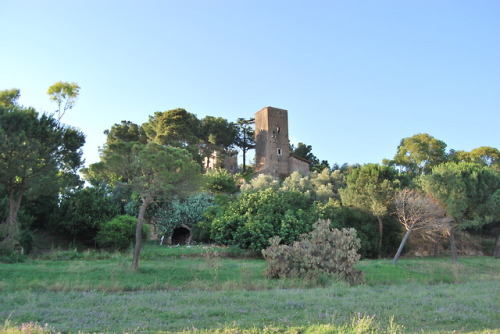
0 245 499 333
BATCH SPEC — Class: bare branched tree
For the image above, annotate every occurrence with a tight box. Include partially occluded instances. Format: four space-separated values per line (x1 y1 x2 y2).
392 188 453 264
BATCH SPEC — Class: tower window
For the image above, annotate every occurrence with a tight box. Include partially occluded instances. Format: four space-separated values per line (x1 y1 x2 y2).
277 148 282 156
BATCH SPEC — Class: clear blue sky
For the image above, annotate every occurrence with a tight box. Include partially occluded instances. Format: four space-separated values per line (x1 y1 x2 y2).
1 1 499 168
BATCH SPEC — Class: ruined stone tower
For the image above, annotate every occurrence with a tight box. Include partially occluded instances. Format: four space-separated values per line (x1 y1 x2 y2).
255 107 290 178
254 106 310 178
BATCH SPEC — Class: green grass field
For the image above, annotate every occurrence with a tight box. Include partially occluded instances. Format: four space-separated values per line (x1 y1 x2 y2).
1 244 499 333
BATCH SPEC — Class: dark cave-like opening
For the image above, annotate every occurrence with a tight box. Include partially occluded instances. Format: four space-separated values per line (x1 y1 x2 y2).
171 226 191 245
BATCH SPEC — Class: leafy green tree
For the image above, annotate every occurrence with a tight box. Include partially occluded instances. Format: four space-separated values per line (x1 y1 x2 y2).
310 168 346 203
47 81 80 121
103 121 147 145
291 142 330 172
388 133 448 176
142 109 201 159
291 142 318 166
449 147 500 172
421 162 500 261
211 188 319 251
0 89 20 108
234 118 255 172
96 215 147 251
240 174 280 192
201 168 238 194
281 171 313 198
0 94 85 250
339 164 401 257
199 116 238 169
85 142 200 270
53 186 121 245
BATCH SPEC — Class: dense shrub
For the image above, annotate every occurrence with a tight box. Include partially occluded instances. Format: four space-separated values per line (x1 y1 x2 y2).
262 219 363 284
193 194 233 242
210 188 318 251
318 202 401 258
201 168 238 194
53 186 120 245
96 215 147 251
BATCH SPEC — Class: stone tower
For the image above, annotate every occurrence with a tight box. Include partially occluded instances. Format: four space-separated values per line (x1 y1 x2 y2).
255 107 290 178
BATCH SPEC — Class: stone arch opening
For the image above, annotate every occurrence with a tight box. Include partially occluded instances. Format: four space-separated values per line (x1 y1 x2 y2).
171 226 191 245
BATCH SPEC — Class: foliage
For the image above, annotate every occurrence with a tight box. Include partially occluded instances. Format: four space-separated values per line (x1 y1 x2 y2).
317 201 380 258
141 108 201 159
240 174 280 192
103 120 147 145
52 186 120 245
194 194 234 243
96 215 147 251
280 171 313 197
421 162 500 229
388 133 448 176
391 188 453 264
420 162 500 261
339 164 401 256
278 168 347 204
155 192 214 238
199 116 238 170
85 141 201 269
211 188 318 251
0 88 20 108
450 146 500 172
262 219 363 284
0 99 85 251
234 118 255 172
201 168 238 194
46 81 80 121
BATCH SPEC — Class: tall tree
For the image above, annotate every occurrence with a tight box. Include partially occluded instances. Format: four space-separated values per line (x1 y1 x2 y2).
389 133 448 176
0 91 85 250
0 89 20 108
199 116 238 169
291 142 330 172
339 164 401 257
85 141 200 270
391 189 453 264
142 109 201 159
234 118 255 173
421 162 500 262
449 147 500 172
103 121 147 145
47 81 81 121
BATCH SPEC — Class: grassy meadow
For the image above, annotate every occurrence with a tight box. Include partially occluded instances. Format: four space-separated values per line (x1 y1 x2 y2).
0 244 499 333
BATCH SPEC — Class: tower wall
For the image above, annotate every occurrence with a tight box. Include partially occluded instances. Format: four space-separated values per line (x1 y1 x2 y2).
255 107 290 178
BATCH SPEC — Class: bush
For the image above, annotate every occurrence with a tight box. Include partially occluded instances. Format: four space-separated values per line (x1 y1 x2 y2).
318 202 401 258
210 188 318 251
0 249 27 263
202 168 238 194
96 215 147 251
53 186 120 245
262 219 363 285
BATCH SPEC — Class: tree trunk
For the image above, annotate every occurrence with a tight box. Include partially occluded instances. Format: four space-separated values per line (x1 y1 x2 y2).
377 216 383 258
0 188 24 250
132 195 151 271
449 227 458 263
433 238 441 257
392 229 412 264
493 232 500 258
242 148 246 173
